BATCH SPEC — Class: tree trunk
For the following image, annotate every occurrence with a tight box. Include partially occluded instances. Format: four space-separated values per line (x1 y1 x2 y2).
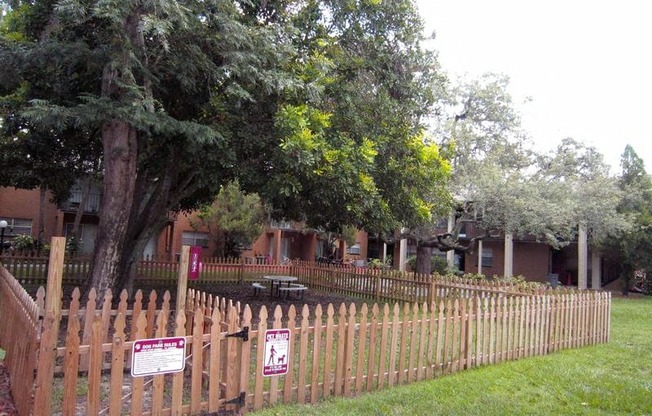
415 244 432 275
87 120 138 298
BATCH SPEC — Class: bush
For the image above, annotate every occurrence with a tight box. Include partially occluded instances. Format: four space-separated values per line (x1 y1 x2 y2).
13 234 36 251
66 236 83 256
407 254 459 275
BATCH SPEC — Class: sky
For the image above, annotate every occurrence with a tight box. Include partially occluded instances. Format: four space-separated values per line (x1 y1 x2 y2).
415 0 652 173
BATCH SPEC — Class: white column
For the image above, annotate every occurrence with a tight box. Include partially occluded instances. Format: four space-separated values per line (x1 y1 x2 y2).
446 211 455 267
382 242 387 263
477 239 483 273
578 224 588 290
591 250 602 290
399 235 408 272
504 233 513 278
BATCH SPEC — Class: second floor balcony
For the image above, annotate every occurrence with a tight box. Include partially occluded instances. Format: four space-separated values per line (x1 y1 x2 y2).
59 191 102 214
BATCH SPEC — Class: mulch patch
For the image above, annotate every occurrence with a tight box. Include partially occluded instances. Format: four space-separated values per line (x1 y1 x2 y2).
206 283 370 318
0 361 18 416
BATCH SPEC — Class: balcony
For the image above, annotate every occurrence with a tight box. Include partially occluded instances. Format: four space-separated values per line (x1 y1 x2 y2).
269 220 303 231
60 192 102 214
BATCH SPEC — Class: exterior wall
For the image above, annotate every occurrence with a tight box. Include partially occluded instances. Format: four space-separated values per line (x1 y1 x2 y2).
0 187 60 241
462 239 552 281
512 242 552 282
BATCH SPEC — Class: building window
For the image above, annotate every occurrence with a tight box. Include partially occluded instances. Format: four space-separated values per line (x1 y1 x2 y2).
481 248 493 267
0 217 33 237
182 231 210 248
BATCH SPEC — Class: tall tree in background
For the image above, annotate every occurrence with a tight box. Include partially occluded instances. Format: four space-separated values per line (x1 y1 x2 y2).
601 145 652 294
402 73 530 273
408 74 631 275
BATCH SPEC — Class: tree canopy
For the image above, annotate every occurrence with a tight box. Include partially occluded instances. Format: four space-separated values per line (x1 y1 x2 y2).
0 0 450 294
405 74 632 275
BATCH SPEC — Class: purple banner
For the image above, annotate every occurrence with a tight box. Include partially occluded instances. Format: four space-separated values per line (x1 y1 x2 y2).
188 245 202 280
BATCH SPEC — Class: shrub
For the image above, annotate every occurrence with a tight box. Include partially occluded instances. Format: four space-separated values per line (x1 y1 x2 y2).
13 234 36 251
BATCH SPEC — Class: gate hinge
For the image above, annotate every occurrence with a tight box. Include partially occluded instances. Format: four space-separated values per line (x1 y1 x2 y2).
226 326 249 342
226 391 246 407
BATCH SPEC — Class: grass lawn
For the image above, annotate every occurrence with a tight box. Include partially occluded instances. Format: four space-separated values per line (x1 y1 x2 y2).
253 297 652 415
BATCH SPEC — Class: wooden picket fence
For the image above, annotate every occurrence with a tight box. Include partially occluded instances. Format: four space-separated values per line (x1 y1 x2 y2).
0 240 611 416
1 252 546 303
0 265 41 416
22 286 611 415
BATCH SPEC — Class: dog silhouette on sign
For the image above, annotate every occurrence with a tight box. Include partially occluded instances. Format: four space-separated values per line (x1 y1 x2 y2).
278 355 285 364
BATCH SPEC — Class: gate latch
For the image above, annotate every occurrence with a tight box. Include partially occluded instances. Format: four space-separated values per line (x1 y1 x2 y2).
226 326 249 342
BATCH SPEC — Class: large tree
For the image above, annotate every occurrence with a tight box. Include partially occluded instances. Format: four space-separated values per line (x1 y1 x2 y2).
1 0 450 294
407 73 630 275
601 145 652 294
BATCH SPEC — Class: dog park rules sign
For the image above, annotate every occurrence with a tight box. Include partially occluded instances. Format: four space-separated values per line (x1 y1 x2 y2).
263 329 290 376
131 336 187 377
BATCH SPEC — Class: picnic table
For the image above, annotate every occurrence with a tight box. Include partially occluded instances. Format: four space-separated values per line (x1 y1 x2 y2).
262 275 307 299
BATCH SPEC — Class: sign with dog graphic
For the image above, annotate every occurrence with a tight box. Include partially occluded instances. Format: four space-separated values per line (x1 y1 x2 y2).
263 329 290 376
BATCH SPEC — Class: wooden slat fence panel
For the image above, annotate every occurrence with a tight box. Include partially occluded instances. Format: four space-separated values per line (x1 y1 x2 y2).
0 266 40 416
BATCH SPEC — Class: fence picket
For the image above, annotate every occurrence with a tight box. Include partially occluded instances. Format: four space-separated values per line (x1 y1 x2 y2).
253 306 268 411
239 305 253 413
109 313 126 416
268 306 283 405
397 303 410 384
207 307 222 413
388 303 401 386
355 304 369 394
152 306 168 414
323 304 335 398
283 305 297 403
62 309 81 416
88 315 103 416
365 304 379 391
191 306 205 414
297 305 310 403
407 303 419 383
79 288 97 372
377 304 390 389
417 302 428 380
130 312 147 415
334 304 347 395
310 304 323 404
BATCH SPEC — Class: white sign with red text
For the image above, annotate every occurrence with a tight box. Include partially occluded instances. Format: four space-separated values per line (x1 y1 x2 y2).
131 336 186 377
263 329 290 376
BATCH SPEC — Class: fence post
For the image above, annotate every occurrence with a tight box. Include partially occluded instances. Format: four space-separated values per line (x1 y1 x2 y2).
33 237 66 416
236 256 242 284
374 272 381 302
176 246 190 314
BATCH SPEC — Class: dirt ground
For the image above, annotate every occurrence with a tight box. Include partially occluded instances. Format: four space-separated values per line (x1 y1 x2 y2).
0 360 18 416
203 282 369 318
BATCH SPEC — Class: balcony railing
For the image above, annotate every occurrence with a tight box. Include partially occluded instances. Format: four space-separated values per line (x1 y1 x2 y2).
59 192 102 214
269 220 295 230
